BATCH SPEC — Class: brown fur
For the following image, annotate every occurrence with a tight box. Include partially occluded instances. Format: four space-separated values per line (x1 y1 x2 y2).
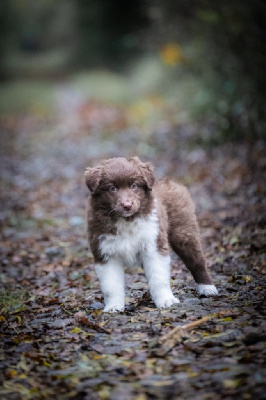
85 157 213 285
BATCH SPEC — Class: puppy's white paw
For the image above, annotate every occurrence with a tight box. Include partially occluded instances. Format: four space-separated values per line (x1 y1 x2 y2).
103 300 124 313
154 293 180 309
197 284 218 296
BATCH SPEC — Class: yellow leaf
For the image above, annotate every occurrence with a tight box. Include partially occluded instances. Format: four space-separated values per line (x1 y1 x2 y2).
16 316 22 324
135 395 147 400
189 372 199 378
71 327 82 334
223 378 242 389
230 236 239 245
159 43 183 66
0 316 6 322
93 355 106 360
242 275 252 283
122 361 131 367
93 310 102 316
7 370 18 378
43 361 51 367
98 386 110 399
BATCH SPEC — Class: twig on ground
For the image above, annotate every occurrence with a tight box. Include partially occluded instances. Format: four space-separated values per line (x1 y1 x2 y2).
152 310 236 356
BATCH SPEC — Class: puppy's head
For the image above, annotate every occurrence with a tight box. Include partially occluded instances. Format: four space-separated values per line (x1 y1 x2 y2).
85 157 155 218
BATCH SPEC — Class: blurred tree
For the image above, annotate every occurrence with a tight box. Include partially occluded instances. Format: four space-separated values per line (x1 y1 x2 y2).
144 0 266 139
0 0 265 139
76 0 148 68
0 0 13 79
0 0 77 77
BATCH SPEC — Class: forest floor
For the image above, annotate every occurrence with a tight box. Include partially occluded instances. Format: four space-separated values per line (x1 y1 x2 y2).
0 85 265 399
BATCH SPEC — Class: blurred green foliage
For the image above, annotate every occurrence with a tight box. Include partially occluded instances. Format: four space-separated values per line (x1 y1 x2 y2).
143 0 266 141
0 80 56 113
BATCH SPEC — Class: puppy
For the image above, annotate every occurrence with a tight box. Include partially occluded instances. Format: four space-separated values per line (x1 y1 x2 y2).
85 157 218 312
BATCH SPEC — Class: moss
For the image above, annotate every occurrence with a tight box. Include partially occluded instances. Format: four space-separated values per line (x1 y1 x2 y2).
0 289 29 313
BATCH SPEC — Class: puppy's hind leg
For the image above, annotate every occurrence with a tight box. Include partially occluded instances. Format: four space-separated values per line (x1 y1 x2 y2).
170 225 218 296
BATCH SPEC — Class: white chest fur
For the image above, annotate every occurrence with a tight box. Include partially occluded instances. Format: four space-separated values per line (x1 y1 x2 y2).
98 208 159 266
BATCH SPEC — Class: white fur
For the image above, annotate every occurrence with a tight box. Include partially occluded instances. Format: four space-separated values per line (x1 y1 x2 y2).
98 207 159 266
95 260 125 312
197 284 218 296
97 206 179 312
143 252 180 308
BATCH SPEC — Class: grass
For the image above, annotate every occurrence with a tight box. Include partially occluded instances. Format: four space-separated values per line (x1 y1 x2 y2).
0 80 57 115
71 70 130 104
0 289 29 313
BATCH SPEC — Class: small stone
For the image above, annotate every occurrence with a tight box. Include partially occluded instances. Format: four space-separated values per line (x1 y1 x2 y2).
45 247 61 257
90 301 103 310
69 216 84 226
200 298 214 304
183 298 201 305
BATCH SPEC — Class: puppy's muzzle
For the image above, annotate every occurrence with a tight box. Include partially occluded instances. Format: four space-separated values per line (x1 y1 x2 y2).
121 201 133 212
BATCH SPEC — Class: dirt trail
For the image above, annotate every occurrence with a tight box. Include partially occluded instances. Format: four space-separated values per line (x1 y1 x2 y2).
0 87 265 399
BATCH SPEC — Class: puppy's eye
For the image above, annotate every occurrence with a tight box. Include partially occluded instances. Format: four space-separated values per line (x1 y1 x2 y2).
131 183 138 190
109 186 117 192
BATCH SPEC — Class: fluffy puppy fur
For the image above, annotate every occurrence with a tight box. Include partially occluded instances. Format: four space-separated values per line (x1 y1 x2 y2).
85 157 218 312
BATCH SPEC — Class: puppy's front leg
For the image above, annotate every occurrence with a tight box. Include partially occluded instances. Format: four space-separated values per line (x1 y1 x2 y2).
95 258 125 312
143 253 179 308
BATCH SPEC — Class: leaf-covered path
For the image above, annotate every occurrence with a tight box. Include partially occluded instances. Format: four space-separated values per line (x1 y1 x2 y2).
0 88 265 399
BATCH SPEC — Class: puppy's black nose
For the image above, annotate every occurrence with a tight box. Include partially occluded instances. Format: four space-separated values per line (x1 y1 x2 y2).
122 201 132 211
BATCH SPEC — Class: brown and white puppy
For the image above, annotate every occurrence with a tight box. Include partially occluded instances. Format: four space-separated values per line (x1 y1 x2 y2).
85 157 218 312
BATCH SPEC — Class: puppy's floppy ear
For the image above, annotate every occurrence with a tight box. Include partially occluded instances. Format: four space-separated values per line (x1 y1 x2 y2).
139 162 155 190
129 157 155 190
84 166 102 193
